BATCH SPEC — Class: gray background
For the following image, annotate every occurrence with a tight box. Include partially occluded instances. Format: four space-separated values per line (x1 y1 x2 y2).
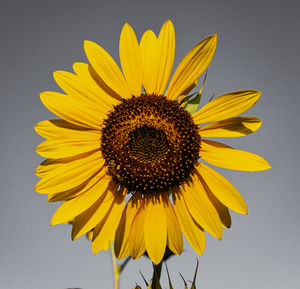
1 0 299 288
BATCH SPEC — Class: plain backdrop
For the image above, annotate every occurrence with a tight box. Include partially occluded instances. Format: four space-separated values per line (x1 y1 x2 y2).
0 0 299 288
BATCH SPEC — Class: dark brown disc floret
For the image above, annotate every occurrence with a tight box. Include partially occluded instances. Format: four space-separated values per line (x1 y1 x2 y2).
100 94 200 194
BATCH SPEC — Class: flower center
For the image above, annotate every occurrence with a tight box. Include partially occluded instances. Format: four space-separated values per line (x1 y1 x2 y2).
101 94 200 194
128 126 169 163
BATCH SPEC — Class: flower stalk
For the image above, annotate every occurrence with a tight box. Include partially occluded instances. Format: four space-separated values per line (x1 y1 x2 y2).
110 241 120 289
151 262 163 289
110 241 131 289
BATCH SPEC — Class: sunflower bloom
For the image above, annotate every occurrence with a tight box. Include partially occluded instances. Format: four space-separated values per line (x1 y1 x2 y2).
35 20 271 265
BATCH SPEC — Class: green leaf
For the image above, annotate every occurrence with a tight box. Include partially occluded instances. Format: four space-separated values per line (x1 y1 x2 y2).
179 272 188 289
184 91 202 115
139 270 149 287
165 264 174 289
185 73 207 115
180 91 198 106
191 259 199 289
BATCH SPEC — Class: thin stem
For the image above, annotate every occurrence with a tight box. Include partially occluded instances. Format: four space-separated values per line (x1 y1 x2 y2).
151 262 162 289
110 241 120 289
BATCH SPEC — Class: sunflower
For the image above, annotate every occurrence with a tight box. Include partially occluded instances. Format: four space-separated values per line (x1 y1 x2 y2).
35 20 271 265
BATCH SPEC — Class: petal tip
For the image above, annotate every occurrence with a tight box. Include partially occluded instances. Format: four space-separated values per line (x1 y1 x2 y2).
84 40 95 51
165 19 174 26
84 40 92 45
121 22 128 32
39 91 47 100
151 255 163 265
35 144 40 153
52 70 64 81
258 159 272 171
265 163 272 170
52 70 59 78
247 89 262 98
71 231 78 241
72 62 83 72
92 243 99 255
34 124 40 135
241 207 248 215
253 90 262 98
208 34 217 44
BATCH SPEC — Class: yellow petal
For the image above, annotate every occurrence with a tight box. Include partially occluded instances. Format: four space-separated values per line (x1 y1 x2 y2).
47 176 98 202
40 91 105 129
182 175 223 239
36 152 92 177
209 194 231 229
72 62 121 104
144 194 167 264
53 70 114 110
84 40 132 99
35 119 96 140
92 188 126 254
197 163 248 214
200 139 272 171
86 230 93 241
199 117 262 137
166 34 217 100
200 178 232 228
50 177 111 225
72 182 120 240
193 90 261 125
45 169 107 202
35 151 104 194
36 138 100 158
119 23 143 96
140 30 158 94
161 193 183 255
129 198 147 260
172 189 206 255
114 192 143 260
155 20 175 95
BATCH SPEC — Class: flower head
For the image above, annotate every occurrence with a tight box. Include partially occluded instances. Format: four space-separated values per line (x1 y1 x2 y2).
35 20 271 264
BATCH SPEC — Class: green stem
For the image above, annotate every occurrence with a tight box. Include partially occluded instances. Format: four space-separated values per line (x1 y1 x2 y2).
110 241 120 289
151 262 162 289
